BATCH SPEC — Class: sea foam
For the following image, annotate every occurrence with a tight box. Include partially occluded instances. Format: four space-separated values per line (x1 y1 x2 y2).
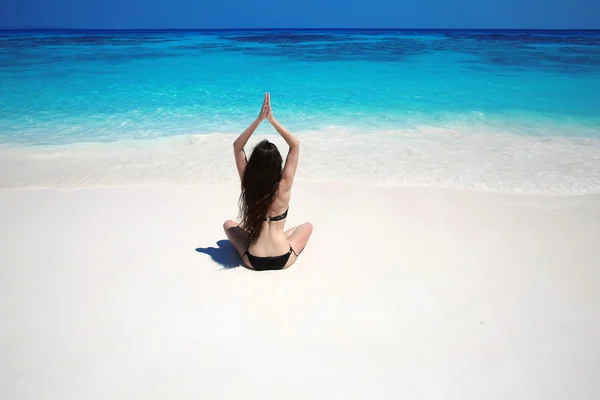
1 126 599 195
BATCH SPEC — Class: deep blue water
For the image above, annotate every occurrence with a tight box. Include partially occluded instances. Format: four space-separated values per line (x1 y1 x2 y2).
1 29 599 144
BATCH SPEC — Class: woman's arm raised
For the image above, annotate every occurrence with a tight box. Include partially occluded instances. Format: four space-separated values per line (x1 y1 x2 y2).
266 93 299 190
233 94 269 179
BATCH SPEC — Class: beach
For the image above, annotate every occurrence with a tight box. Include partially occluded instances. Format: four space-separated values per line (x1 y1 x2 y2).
1 182 599 399
2 28 600 399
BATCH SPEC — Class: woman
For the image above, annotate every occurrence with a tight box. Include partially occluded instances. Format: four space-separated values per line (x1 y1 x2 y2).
223 93 313 271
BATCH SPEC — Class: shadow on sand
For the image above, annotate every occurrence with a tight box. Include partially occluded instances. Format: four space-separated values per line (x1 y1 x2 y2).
195 240 243 270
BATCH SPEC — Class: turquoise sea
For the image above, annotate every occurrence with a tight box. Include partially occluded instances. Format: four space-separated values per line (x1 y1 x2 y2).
1 30 599 193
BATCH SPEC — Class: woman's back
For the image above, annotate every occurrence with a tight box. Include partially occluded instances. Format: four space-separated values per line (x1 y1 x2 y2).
249 190 291 257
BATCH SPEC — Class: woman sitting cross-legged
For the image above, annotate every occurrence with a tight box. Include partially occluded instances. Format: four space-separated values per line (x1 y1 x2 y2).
223 93 313 271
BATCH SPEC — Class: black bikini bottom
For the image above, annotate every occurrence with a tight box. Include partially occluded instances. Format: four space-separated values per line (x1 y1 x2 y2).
243 246 299 271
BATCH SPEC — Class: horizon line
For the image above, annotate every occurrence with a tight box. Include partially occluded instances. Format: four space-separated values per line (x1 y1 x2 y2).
1 27 599 31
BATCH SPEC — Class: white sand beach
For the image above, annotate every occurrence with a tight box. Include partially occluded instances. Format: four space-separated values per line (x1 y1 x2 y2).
1 182 599 399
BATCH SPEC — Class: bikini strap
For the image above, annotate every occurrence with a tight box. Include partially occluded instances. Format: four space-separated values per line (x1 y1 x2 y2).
290 246 298 257
265 207 289 222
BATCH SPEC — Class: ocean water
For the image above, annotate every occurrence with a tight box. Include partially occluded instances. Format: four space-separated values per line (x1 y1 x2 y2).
1 29 599 193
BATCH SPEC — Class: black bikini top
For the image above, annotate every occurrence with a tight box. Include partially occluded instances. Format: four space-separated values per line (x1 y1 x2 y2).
264 208 288 222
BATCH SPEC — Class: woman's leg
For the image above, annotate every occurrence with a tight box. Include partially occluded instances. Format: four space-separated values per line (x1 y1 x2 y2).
286 222 313 264
284 226 298 239
223 220 248 258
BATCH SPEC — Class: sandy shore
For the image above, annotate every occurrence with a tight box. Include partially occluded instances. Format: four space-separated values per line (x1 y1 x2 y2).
1 182 599 399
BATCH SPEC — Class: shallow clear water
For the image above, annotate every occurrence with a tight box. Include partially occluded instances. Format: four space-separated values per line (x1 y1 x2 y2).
1 30 599 193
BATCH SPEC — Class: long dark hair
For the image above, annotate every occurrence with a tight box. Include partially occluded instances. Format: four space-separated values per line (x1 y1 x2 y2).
239 140 283 245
